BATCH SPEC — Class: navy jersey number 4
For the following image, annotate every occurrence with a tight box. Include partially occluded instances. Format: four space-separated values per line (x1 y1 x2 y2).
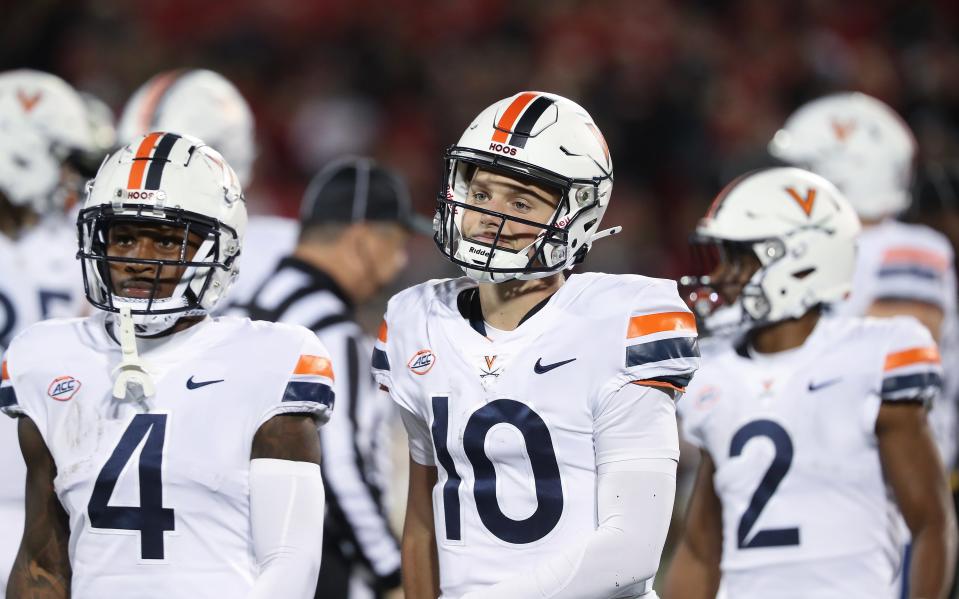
88 413 175 560
432 396 563 545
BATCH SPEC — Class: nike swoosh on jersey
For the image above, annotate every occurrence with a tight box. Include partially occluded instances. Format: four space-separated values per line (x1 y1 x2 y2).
186 376 225 390
533 357 576 374
807 378 842 392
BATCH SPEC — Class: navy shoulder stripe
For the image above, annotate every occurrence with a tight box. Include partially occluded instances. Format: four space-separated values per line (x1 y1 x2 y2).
626 337 699 368
372 348 390 371
282 381 335 408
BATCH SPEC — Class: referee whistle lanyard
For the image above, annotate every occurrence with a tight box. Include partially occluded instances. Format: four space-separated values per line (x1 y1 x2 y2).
111 306 156 412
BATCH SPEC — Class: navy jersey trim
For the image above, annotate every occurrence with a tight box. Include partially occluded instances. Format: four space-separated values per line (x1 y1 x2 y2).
372 348 390 371
626 336 699 368
880 372 942 401
0 386 17 409
282 381 335 407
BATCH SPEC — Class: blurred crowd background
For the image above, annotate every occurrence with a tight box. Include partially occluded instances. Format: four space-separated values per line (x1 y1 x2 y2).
6 0 959 303
5 0 959 589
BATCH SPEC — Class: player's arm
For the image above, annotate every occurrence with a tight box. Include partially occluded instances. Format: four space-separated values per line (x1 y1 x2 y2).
245 414 325 599
662 450 723 599
460 384 680 599
868 299 944 343
7 416 70 599
403 457 441 599
877 402 957 599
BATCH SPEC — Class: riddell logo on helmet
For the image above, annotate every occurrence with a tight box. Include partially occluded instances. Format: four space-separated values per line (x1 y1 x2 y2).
488 143 518 156
468 246 490 257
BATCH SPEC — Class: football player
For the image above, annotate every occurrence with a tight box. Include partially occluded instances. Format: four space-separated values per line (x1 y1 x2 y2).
1 132 330 598
0 69 100 597
118 68 298 310
664 167 956 599
373 91 700 598
769 92 959 473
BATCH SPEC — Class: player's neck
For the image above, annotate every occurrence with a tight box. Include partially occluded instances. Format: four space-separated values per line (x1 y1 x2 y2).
747 309 821 354
477 273 564 331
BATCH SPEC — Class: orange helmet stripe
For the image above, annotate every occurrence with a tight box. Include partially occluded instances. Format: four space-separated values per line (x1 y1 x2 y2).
127 132 163 189
492 92 537 143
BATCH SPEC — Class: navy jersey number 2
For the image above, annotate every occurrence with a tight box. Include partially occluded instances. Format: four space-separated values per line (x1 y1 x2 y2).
88 413 175 559
729 419 800 549
432 396 563 545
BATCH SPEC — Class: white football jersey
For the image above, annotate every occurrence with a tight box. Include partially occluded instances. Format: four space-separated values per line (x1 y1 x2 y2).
16 214 88 320
226 214 298 312
0 233 41 352
373 273 699 598
830 219 958 467
0 314 333 598
680 316 941 599
0 413 24 595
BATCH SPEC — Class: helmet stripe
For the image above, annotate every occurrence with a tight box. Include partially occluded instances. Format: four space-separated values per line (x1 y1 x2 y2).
137 70 182 133
127 132 163 188
507 95 554 148
491 92 537 143
143 133 182 190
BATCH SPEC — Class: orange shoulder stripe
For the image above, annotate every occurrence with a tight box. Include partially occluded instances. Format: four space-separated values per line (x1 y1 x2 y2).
628 311 696 339
377 320 388 343
1 360 8 381
294 355 334 380
884 346 940 371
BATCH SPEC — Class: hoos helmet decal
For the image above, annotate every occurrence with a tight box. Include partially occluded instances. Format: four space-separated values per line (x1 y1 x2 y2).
682 167 861 336
434 91 619 283
78 132 247 336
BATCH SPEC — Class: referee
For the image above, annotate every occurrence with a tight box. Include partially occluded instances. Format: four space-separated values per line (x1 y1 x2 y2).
234 156 431 598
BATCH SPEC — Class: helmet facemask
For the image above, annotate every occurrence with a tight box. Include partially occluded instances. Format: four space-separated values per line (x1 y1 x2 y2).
77 202 240 336
434 148 608 283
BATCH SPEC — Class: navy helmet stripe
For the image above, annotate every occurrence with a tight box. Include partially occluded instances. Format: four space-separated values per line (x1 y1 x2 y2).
507 96 554 149
372 348 391 371
626 336 699 368
144 133 181 190
282 381 335 408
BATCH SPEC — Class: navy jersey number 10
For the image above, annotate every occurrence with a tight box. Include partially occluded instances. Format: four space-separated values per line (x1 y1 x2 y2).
432 396 563 545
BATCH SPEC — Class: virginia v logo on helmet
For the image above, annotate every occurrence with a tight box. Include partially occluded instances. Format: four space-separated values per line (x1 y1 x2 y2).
434 91 620 283
681 167 861 337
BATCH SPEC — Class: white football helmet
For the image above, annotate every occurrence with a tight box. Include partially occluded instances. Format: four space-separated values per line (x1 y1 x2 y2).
0 69 97 212
434 91 617 283
118 69 256 187
78 132 247 336
687 167 861 333
769 92 916 221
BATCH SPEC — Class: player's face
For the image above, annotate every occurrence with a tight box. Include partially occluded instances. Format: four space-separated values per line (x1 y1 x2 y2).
461 169 561 251
106 221 203 300
710 242 761 305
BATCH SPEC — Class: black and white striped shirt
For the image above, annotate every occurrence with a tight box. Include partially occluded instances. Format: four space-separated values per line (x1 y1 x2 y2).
231 256 401 589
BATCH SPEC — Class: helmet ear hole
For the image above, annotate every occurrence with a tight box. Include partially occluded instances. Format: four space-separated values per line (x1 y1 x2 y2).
792 268 815 280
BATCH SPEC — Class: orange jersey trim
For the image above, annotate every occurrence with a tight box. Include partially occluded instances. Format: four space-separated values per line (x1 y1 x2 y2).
294 355 334 380
1 360 8 381
377 320 388 343
628 311 696 339
881 247 949 271
126 131 163 189
492 92 536 143
631 379 685 393
884 346 940 371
